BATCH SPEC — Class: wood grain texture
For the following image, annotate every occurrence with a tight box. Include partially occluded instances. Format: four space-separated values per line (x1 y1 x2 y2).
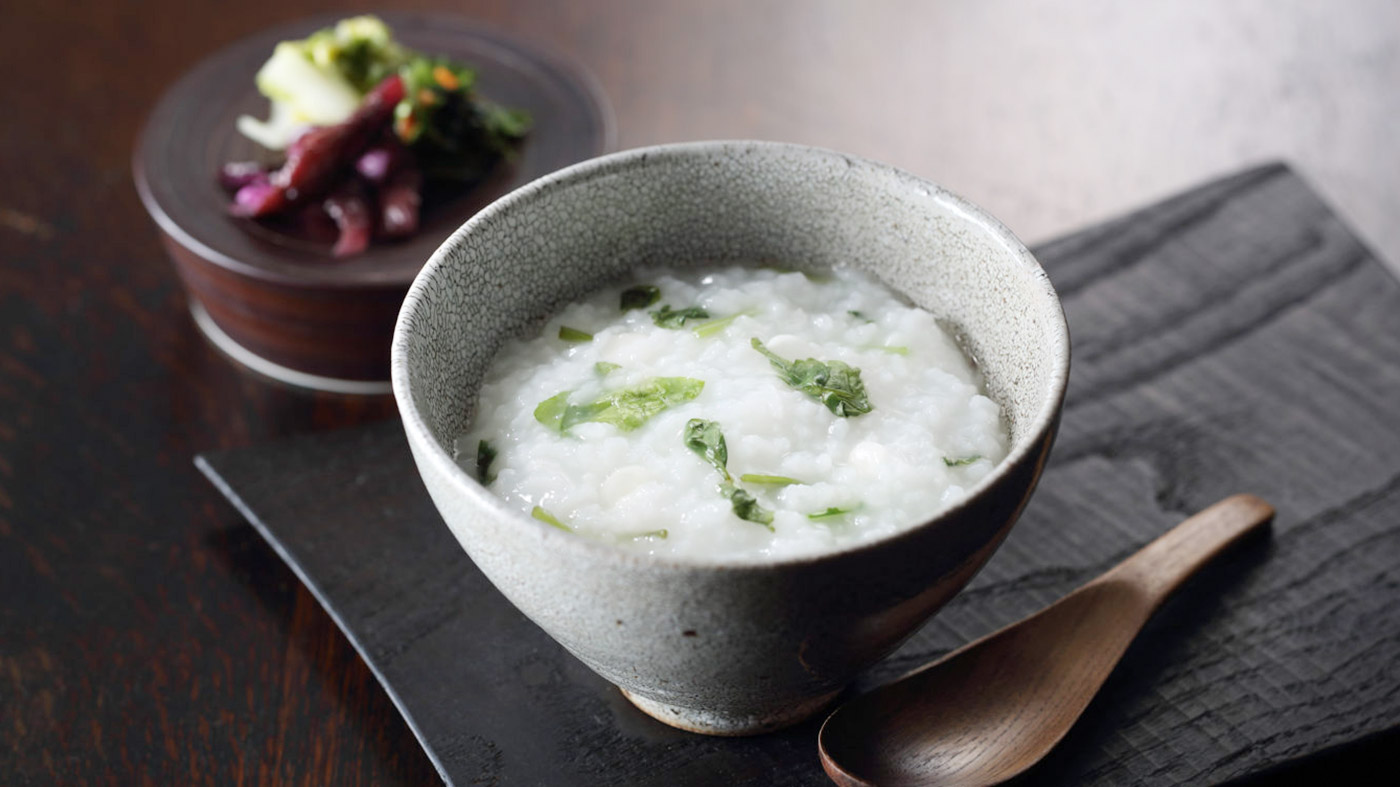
194 164 1400 785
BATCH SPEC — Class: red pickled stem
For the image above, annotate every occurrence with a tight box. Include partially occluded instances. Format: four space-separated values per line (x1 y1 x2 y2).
324 180 374 257
249 74 407 218
229 180 284 217
219 161 271 191
355 132 412 184
378 163 422 239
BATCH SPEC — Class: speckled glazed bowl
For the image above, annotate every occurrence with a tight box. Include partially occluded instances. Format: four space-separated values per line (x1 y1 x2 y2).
391 141 1069 735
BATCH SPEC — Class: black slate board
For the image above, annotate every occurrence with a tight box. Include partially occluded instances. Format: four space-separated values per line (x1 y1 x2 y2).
198 164 1400 785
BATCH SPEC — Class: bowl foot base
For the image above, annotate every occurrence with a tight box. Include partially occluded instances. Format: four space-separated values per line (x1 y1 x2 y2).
190 300 392 395
619 687 840 736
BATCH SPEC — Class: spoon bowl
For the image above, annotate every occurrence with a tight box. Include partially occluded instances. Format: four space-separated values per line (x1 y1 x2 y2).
818 494 1275 786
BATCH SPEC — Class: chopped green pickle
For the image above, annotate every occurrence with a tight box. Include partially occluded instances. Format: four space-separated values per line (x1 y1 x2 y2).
943 455 983 467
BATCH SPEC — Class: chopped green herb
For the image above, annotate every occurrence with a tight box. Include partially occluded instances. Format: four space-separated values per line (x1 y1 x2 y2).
623 529 669 541
871 345 910 355
620 285 661 311
692 311 749 339
651 304 710 329
531 505 570 532
808 505 861 520
750 338 873 417
722 482 774 529
739 474 804 486
532 390 573 432
475 439 498 484
848 310 874 323
684 419 731 480
594 361 622 376
943 455 983 467
683 419 774 528
558 325 593 342
534 377 705 433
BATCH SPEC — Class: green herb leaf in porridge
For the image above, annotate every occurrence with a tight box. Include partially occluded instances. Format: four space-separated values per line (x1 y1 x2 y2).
531 505 570 532
943 455 983 467
593 361 622 376
534 377 705 434
739 473 804 486
721 482 774 529
848 310 874 323
871 345 909 355
750 337 873 417
532 390 573 431
808 505 861 520
623 529 669 541
475 439 498 484
558 325 593 342
651 304 710 329
682 419 774 528
684 418 731 479
589 377 705 430
620 285 661 311
692 311 750 339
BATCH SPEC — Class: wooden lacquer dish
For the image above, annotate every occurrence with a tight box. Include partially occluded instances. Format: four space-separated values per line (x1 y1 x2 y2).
134 12 611 392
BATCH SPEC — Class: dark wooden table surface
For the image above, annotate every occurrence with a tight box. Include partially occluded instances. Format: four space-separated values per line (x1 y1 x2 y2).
5 1 1398 784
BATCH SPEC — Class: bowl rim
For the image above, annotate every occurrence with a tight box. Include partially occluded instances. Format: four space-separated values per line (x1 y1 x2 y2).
391 139 1070 571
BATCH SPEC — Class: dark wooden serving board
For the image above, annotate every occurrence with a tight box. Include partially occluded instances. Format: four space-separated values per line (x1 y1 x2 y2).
197 164 1400 785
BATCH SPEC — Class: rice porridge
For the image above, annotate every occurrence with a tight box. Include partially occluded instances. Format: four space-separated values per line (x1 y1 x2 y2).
463 266 1008 560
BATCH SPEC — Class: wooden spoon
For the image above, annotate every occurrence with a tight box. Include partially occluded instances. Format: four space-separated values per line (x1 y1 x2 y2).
818 494 1274 787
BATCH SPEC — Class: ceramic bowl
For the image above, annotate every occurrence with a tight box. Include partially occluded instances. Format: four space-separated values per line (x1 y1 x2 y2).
133 12 611 393
391 140 1069 734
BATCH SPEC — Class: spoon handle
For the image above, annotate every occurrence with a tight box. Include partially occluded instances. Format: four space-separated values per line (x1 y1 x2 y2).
1103 494 1274 606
